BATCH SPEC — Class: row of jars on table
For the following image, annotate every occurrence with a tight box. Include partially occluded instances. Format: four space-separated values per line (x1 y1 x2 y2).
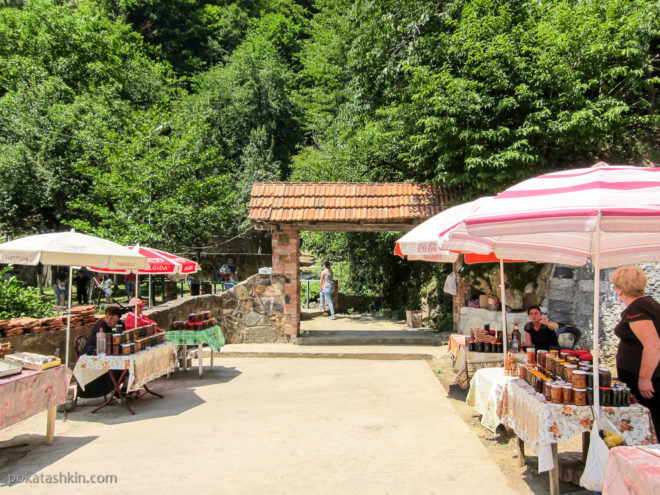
466 338 503 353
106 326 165 356
518 348 630 407
170 310 217 331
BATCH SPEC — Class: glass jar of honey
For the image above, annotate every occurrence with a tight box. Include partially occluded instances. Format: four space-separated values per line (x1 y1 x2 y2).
526 347 536 365
551 381 564 404
572 370 587 389
573 388 587 406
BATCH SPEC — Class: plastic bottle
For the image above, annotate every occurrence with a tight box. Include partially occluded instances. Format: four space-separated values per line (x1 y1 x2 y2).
511 333 519 353
512 321 521 351
96 327 106 356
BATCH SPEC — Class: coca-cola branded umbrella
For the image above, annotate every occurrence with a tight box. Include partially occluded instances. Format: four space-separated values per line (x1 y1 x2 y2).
395 197 526 355
0 230 148 365
93 246 199 275
462 163 660 417
92 246 199 325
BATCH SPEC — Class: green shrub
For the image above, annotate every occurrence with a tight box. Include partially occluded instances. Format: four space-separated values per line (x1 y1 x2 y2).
0 265 55 319
301 280 320 303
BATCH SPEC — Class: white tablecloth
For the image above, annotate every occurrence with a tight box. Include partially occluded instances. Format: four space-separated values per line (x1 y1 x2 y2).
73 342 177 392
499 379 655 472
466 367 517 432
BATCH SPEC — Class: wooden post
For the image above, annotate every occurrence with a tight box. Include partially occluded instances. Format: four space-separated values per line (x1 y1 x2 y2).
517 437 526 468
582 431 590 462
549 443 559 495
198 342 203 378
46 406 56 445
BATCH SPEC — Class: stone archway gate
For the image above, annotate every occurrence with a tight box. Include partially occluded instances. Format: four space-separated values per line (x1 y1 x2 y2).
249 182 456 339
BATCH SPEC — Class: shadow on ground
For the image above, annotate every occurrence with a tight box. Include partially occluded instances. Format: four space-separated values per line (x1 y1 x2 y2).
64 365 242 426
0 434 98 487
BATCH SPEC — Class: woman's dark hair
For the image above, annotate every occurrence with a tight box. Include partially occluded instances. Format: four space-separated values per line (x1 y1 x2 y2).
323 260 331 269
527 305 541 315
105 306 123 318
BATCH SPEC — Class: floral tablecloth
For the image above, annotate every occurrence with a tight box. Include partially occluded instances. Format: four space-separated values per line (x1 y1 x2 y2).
0 366 72 431
603 444 660 494
165 325 224 351
448 334 525 389
73 342 177 393
466 367 517 432
499 378 656 472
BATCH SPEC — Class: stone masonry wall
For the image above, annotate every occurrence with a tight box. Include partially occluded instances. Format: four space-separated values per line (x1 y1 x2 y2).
545 263 660 366
147 273 290 344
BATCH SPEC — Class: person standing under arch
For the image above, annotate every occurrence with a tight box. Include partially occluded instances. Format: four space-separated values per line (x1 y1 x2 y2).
320 261 336 320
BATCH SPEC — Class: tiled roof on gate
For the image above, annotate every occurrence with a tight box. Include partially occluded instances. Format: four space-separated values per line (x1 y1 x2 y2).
249 182 456 226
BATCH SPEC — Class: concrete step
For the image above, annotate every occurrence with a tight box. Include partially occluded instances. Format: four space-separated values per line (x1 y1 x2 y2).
296 330 446 346
301 309 325 320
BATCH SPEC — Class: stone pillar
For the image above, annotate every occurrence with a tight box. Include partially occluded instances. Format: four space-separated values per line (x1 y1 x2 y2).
271 227 300 338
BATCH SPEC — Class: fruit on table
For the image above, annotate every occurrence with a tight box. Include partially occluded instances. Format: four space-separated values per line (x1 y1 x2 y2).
599 429 624 448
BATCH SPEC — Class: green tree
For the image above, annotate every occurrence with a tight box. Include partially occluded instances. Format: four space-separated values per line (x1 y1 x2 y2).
0 265 54 319
0 0 178 236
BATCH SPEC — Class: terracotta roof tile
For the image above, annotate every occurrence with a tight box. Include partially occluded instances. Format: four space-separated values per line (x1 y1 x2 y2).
249 182 457 226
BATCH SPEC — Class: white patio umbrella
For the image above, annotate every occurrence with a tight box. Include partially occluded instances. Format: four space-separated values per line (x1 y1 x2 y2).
395 197 524 356
462 162 660 414
0 230 149 366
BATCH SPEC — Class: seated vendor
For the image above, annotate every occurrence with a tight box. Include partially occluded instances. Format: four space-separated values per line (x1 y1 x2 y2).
124 298 162 331
83 305 122 355
78 306 124 399
523 305 559 351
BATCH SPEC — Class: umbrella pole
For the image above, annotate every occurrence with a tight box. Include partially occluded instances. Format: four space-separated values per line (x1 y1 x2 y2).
499 259 508 357
135 273 139 326
592 214 602 417
65 266 73 367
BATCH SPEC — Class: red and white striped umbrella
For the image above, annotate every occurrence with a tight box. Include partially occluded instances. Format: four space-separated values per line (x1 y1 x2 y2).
463 163 660 268
93 246 199 275
461 162 660 417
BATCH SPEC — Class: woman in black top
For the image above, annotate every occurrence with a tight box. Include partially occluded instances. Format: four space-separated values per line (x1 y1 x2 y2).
611 266 660 434
523 305 559 351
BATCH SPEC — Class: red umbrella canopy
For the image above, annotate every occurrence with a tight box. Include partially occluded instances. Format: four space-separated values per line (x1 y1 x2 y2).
92 246 199 275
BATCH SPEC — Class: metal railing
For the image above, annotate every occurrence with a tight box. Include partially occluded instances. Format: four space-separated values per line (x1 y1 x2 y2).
303 279 320 308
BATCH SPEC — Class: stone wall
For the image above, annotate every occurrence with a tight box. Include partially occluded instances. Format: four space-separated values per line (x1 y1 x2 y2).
0 325 93 367
146 273 290 344
544 265 596 346
543 263 660 366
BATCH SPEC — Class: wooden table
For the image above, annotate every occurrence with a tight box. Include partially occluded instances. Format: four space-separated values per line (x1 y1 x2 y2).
73 342 177 415
499 379 655 495
0 365 72 445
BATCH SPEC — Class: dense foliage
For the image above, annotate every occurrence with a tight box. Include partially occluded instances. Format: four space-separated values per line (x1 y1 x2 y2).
0 266 54 318
0 0 658 309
